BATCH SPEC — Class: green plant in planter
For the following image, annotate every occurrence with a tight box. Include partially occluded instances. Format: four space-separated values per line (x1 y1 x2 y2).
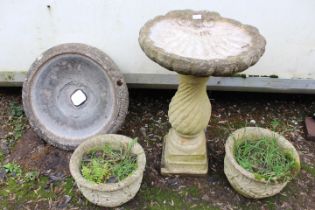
234 136 298 183
80 138 138 184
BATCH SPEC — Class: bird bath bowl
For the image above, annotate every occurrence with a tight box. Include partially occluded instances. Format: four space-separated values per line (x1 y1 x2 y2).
139 10 266 175
23 43 129 150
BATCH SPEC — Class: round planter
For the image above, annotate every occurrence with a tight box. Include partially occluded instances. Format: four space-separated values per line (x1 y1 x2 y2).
69 134 146 207
224 127 300 199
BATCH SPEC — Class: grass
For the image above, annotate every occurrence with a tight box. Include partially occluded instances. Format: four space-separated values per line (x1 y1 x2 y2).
270 119 281 130
5 102 27 148
81 138 138 184
269 118 294 133
301 163 315 177
0 150 4 163
234 135 298 182
181 186 200 197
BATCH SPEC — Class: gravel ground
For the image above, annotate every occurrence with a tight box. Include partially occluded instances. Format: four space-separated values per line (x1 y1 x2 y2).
0 87 315 210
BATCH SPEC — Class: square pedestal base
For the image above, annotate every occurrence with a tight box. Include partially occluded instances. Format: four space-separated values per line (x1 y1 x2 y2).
161 129 208 175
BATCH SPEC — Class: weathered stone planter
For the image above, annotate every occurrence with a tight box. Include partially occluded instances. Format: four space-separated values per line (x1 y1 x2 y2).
139 10 266 175
224 127 300 199
69 134 146 207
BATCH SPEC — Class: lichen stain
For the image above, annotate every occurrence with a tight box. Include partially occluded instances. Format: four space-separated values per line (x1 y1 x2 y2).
3 72 15 81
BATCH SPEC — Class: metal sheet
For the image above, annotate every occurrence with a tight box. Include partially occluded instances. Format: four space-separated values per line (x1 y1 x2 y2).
0 0 315 90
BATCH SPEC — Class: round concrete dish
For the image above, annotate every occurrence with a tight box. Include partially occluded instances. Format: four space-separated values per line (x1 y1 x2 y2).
22 43 128 150
139 10 266 76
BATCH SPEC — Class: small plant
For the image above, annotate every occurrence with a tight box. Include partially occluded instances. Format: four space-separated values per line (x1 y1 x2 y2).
270 119 295 134
9 102 24 118
3 162 22 176
0 150 4 163
270 119 280 130
4 102 27 148
81 160 112 183
24 171 39 182
81 138 138 184
234 136 298 182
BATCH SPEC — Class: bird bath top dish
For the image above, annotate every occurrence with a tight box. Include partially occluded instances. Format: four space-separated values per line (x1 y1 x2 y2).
22 43 129 150
139 10 266 77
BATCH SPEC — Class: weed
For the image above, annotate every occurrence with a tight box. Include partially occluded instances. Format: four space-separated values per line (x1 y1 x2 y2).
24 171 39 182
81 160 111 183
9 102 24 117
271 119 280 130
0 150 4 163
3 162 22 176
112 157 137 181
301 163 315 177
235 136 298 182
5 102 26 147
269 118 295 134
81 138 138 184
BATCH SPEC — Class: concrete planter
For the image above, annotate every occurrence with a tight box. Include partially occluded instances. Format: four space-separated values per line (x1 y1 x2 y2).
69 134 146 207
224 127 300 199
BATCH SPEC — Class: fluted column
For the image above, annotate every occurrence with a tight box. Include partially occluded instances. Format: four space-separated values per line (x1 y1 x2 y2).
161 74 211 175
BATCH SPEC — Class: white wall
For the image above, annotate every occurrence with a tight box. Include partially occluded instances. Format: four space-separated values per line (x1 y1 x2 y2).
0 0 315 81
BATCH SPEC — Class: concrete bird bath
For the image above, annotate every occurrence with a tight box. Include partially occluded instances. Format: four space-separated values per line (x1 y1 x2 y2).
23 43 129 150
139 10 266 175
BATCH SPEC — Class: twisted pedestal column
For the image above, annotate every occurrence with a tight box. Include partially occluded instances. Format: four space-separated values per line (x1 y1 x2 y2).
139 10 266 176
161 74 211 175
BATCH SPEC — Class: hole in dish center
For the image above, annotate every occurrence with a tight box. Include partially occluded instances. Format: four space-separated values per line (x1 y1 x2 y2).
71 89 87 107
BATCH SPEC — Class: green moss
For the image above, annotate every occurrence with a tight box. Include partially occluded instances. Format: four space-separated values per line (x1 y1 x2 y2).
3 73 15 81
0 169 86 209
231 73 247 78
138 185 219 210
181 186 200 197
0 175 55 208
